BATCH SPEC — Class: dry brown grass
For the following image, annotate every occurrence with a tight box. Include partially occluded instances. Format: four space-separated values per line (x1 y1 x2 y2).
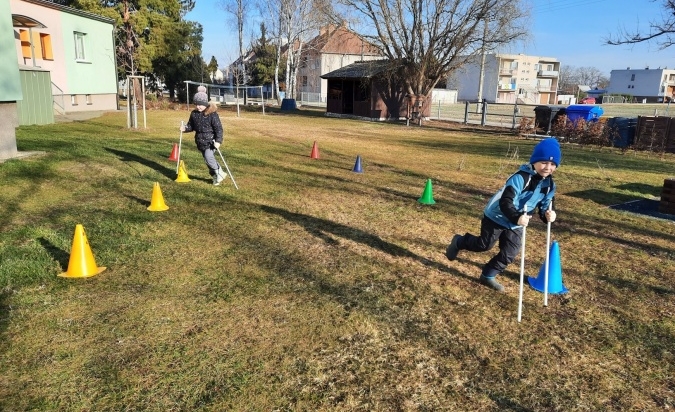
1 106 674 411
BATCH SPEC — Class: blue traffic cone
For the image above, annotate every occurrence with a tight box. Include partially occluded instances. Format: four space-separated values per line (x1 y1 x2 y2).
528 240 568 294
417 179 436 205
352 155 363 173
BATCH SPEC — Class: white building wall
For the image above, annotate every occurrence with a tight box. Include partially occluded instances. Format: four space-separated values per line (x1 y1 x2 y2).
608 68 675 100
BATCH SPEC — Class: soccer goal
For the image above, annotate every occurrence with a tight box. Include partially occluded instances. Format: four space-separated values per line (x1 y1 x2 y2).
184 81 270 115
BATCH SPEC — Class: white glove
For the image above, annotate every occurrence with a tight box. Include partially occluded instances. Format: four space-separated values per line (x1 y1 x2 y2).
546 210 556 223
517 214 531 227
213 141 221 149
180 125 185 132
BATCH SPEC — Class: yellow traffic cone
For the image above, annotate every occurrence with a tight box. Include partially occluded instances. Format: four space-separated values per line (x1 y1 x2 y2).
58 224 107 278
147 182 169 211
175 160 191 183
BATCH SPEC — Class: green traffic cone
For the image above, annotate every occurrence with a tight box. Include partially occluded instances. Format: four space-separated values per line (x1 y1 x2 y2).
418 179 436 205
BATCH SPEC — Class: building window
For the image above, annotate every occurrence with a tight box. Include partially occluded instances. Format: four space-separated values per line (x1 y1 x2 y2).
630 74 635 81
355 81 370 101
40 33 53 60
74 32 87 61
71 95 79 105
86 94 92 105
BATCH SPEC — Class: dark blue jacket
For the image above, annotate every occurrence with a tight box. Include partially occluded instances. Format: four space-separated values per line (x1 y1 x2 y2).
184 104 223 151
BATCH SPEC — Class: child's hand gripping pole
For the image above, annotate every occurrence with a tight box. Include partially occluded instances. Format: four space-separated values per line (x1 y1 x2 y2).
517 205 528 323
176 121 184 175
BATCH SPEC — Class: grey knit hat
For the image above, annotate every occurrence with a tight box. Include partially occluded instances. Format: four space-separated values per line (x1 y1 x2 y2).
193 85 208 106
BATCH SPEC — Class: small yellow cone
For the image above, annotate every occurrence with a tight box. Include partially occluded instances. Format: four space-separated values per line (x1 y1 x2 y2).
175 160 191 183
147 182 169 211
58 224 106 278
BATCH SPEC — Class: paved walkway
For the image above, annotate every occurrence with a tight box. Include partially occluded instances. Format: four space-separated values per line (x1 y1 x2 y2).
54 110 114 123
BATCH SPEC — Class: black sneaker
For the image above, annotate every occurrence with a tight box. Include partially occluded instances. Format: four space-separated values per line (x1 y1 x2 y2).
479 275 505 293
445 234 463 261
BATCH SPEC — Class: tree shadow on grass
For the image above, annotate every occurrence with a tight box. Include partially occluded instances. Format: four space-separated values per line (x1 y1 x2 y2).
258 204 479 286
597 275 674 296
104 147 175 179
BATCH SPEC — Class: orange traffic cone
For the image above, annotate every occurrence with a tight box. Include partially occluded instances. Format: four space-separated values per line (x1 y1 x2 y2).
168 143 179 161
310 141 319 159
175 160 191 182
58 224 106 278
147 182 169 211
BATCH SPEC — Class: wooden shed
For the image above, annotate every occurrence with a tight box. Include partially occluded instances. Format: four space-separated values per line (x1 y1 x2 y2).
320 60 430 121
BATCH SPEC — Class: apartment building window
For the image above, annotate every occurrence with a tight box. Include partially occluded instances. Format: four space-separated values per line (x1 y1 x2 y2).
630 74 635 81
74 32 87 61
71 95 79 106
86 94 92 105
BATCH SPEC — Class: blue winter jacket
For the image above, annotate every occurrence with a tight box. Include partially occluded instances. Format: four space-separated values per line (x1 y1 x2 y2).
483 164 556 229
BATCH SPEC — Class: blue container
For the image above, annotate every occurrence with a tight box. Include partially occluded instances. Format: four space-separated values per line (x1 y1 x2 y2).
605 117 637 148
566 104 604 123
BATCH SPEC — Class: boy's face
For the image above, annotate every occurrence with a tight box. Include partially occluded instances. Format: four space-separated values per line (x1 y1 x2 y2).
533 161 557 177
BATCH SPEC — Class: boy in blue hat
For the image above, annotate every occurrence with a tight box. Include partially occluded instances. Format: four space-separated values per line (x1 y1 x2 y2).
445 138 561 292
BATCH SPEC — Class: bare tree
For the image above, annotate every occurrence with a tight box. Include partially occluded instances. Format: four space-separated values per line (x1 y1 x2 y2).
606 0 675 49
337 0 529 99
559 65 609 92
221 0 249 85
575 67 609 89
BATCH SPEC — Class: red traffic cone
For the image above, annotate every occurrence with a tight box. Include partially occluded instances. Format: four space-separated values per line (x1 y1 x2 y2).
310 141 319 159
168 143 179 161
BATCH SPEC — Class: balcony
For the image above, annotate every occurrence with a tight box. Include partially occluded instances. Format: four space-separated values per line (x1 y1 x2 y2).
499 69 515 76
498 83 517 91
537 85 557 92
537 70 559 78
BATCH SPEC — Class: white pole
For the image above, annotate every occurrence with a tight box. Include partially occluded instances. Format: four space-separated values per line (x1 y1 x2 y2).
176 121 183 175
544 208 552 307
517 205 528 323
216 147 239 190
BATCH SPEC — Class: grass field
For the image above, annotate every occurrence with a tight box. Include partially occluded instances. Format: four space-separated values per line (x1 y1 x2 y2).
1 107 674 411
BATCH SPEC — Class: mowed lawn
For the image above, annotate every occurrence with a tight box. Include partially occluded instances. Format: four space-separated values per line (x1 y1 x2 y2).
1 107 674 411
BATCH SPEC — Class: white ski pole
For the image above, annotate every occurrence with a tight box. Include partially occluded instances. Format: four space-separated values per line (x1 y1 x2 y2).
543 207 553 307
176 121 184 175
216 147 239 190
517 205 528 323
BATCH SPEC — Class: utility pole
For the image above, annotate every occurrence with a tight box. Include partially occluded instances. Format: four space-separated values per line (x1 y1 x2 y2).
476 19 488 112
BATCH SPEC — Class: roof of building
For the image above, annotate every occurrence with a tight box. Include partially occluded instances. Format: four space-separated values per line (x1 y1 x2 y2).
321 60 392 79
306 25 380 56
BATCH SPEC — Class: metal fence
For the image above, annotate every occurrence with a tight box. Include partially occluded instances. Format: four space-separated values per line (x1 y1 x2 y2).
428 101 675 129
287 96 675 128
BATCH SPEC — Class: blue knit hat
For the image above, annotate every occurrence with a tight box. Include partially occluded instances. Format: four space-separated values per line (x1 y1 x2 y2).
529 138 561 167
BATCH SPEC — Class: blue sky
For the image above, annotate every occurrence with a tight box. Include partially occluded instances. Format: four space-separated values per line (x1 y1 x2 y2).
186 0 673 76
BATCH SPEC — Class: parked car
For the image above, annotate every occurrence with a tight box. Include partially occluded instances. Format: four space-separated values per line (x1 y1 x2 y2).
580 97 596 104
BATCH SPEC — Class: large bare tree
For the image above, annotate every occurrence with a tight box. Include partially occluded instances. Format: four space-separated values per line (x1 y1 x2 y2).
606 0 675 49
262 0 335 101
337 0 529 98
221 0 249 85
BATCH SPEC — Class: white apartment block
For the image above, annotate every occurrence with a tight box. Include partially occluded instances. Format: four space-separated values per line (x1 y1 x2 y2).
607 67 675 103
448 53 560 105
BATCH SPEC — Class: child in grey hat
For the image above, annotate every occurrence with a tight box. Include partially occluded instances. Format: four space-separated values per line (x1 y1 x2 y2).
180 86 227 185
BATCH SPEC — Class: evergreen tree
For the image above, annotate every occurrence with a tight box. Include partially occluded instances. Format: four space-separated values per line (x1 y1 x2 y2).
249 23 283 87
